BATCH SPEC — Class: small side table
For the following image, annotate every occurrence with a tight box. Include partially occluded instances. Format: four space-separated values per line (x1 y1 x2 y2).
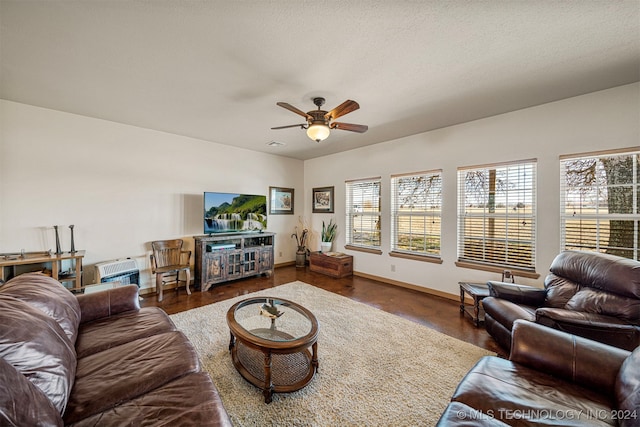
459 282 490 327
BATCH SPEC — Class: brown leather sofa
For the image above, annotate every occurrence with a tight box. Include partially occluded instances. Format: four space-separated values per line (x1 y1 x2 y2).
0 272 232 426
483 250 640 352
437 320 640 426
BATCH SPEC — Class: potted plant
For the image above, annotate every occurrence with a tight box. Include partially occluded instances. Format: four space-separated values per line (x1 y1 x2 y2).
321 219 337 253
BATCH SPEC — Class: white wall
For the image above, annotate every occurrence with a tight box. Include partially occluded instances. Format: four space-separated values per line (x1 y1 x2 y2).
2 84 638 297
304 83 640 296
0 100 305 289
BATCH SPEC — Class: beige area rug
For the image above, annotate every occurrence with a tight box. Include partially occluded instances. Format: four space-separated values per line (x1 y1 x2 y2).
170 281 493 426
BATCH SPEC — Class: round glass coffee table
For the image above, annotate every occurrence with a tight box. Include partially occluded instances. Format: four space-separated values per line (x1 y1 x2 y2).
226 297 319 403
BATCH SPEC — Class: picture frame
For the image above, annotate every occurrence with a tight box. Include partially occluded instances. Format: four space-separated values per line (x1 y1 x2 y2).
269 187 294 215
312 186 334 213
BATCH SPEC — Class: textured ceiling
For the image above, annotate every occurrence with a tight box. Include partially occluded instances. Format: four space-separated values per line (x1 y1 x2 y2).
1 1 639 160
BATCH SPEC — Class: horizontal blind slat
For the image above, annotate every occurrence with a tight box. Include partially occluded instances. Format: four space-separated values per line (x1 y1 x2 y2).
392 171 442 256
560 151 638 261
457 160 536 269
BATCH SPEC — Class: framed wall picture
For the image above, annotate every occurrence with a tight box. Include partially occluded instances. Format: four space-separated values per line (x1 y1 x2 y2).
269 187 294 215
312 186 334 213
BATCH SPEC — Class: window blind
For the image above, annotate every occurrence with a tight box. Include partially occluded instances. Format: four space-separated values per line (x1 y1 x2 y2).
457 160 536 269
346 178 381 249
391 170 442 257
560 149 639 261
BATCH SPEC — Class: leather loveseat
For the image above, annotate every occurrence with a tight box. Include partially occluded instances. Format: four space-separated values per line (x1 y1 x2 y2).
0 272 232 426
437 320 640 426
483 250 640 352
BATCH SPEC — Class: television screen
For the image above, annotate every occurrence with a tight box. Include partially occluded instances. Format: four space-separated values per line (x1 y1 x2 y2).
204 192 267 233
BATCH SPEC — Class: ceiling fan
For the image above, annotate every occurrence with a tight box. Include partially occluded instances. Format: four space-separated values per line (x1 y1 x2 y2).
271 97 368 142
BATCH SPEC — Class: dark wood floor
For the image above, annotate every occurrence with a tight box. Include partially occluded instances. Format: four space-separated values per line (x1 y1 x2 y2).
140 265 506 357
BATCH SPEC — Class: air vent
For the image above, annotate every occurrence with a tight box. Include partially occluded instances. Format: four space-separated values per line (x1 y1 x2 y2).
266 140 286 147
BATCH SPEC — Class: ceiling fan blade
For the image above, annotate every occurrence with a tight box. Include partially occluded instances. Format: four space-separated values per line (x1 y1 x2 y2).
271 124 306 130
325 100 360 120
276 102 312 120
330 122 368 133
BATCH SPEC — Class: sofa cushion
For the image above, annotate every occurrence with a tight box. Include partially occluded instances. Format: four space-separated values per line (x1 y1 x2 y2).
450 356 615 426
75 306 177 358
0 295 76 414
565 288 640 323
616 346 640 427
550 250 640 299
544 273 580 308
0 272 81 344
536 308 640 351
66 372 232 427
481 297 536 330
76 284 140 324
0 356 63 427
64 331 201 424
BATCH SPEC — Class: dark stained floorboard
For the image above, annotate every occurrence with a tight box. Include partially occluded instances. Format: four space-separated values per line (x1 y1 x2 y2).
140 265 505 357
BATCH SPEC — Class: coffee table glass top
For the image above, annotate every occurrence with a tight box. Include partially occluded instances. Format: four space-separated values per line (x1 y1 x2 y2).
231 297 314 342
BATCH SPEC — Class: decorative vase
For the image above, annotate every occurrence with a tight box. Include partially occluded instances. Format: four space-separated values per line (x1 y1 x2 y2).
54 225 62 255
295 250 306 268
69 224 76 253
320 241 332 253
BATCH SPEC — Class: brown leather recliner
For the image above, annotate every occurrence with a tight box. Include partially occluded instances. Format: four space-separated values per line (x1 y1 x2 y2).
483 250 640 352
437 320 639 426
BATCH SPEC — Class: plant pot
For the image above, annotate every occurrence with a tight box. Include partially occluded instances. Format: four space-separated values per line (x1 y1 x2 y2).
320 242 332 253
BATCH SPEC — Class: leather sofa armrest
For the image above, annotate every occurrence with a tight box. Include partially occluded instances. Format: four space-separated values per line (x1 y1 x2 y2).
487 281 547 306
510 320 630 394
76 284 140 324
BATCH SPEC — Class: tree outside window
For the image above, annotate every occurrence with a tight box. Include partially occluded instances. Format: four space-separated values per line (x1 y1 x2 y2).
561 150 639 260
391 171 442 257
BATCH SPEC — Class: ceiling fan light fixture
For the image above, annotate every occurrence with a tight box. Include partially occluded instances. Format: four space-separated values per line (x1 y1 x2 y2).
306 123 330 142
273 97 366 142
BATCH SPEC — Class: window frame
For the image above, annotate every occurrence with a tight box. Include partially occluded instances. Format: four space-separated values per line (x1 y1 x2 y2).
560 148 639 261
345 177 382 254
456 159 537 274
390 170 442 262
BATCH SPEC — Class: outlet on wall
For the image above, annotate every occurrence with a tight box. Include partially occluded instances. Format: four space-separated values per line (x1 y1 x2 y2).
390 264 396 272
279 251 283 257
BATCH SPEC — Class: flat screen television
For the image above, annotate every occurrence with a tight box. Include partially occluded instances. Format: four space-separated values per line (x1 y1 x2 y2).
204 192 267 234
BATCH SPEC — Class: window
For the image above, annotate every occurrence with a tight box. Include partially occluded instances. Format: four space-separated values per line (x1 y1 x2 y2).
458 160 536 270
346 177 381 251
391 170 442 258
560 149 639 261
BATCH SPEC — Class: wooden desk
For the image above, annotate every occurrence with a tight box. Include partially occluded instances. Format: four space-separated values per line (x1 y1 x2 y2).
0 251 85 292
309 252 353 278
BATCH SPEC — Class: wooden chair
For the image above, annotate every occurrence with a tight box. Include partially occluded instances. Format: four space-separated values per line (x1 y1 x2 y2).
150 239 192 302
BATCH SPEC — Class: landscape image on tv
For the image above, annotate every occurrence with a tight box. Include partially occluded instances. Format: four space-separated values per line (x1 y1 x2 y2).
204 192 267 233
